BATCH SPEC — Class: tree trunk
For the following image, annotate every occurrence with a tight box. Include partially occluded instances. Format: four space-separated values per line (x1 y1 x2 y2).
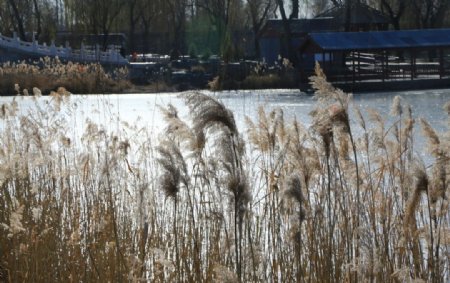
344 0 352 31
128 1 137 53
32 0 42 40
253 31 261 59
143 22 150 54
7 0 26 40
380 0 405 30
276 0 298 66
290 0 299 19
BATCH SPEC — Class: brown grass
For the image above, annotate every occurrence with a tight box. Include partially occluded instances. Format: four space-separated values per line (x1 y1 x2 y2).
0 65 448 282
0 57 131 95
209 73 298 91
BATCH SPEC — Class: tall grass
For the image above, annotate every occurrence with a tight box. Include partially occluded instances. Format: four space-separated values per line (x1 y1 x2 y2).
0 65 449 282
0 57 130 95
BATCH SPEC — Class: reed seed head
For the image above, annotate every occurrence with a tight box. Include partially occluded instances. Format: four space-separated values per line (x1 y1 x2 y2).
390 95 403 116
183 91 238 136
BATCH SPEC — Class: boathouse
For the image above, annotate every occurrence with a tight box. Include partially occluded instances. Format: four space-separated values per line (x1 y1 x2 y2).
299 28 450 91
259 18 336 64
259 2 389 65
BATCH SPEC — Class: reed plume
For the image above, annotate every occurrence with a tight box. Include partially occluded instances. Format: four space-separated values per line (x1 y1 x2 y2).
285 173 305 220
182 91 249 281
420 118 442 160
405 162 429 227
310 63 365 282
390 95 403 116
158 103 200 151
285 174 307 282
443 101 450 115
309 62 337 100
1 71 449 282
156 140 190 281
246 107 287 152
156 142 189 198
183 91 237 136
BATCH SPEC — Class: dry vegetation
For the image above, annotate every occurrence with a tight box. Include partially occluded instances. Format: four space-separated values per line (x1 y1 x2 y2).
209 59 299 91
0 57 131 95
0 64 449 282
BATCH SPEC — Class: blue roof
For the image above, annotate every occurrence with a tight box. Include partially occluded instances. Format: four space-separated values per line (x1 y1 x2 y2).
302 29 450 51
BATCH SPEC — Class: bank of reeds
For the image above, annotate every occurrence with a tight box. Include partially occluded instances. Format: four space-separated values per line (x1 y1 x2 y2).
0 64 449 282
0 57 130 95
209 59 299 91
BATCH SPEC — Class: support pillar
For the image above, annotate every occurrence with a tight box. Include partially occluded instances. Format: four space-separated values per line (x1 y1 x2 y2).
352 51 355 85
357 51 361 81
439 48 444 79
411 51 416 80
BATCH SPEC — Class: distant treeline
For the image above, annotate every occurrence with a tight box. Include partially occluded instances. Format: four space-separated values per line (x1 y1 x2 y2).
1 0 450 57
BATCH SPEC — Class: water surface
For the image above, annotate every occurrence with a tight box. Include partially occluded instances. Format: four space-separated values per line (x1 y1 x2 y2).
2 88 449 162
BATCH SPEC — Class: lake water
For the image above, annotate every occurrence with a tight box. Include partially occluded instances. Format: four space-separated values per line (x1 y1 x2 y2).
64 88 450 130
2 88 449 162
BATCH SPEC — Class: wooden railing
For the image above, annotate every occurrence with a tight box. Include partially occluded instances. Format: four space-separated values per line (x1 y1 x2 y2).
0 33 128 65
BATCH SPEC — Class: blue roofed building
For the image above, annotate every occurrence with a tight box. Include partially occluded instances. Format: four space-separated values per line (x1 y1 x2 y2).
259 18 337 65
258 2 390 65
299 29 450 91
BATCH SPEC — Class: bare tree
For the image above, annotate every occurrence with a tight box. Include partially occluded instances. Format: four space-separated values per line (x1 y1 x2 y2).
126 0 139 52
310 0 329 16
98 0 127 49
343 0 352 31
32 0 42 39
0 1 14 34
290 0 299 19
197 0 233 38
7 0 26 39
323 0 351 31
4 0 46 40
137 0 164 53
69 0 126 49
411 0 450 29
196 0 244 57
275 0 298 64
166 0 188 54
246 0 276 57
379 0 406 30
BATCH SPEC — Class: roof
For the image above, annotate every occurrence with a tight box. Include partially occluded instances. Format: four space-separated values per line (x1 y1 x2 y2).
315 2 389 25
260 18 337 37
300 29 450 52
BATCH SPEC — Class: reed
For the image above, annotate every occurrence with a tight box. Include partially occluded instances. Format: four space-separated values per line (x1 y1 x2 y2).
0 57 130 95
0 67 448 282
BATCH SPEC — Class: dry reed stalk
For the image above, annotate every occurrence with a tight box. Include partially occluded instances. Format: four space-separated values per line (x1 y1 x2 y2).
0 57 130 94
0 78 448 282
